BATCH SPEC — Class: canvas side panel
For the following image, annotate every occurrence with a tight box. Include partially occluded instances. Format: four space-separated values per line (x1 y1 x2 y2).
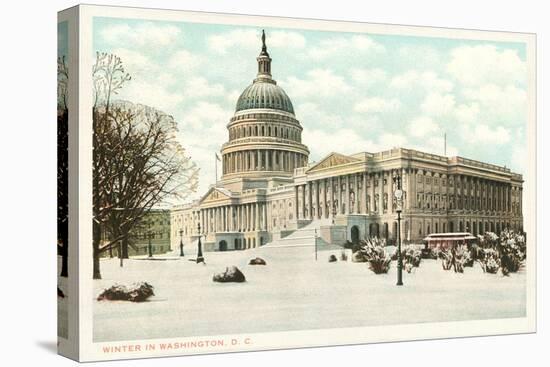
57 5 80 362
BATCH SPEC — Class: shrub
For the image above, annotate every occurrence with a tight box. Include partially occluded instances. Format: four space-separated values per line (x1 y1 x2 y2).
402 245 422 270
359 237 391 274
478 248 500 274
477 230 526 275
498 229 526 274
440 249 453 271
454 245 471 273
439 245 471 273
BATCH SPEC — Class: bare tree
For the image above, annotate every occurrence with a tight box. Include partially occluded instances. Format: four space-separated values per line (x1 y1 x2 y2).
57 55 69 277
92 52 198 279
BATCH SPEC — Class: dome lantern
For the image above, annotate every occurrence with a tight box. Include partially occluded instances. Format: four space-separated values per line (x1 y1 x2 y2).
256 30 273 82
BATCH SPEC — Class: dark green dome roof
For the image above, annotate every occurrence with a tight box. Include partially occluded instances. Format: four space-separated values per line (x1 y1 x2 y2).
235 81 295 114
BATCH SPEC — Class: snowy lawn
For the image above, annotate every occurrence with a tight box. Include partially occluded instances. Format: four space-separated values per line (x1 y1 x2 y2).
93 246 526 342
57 256 68 339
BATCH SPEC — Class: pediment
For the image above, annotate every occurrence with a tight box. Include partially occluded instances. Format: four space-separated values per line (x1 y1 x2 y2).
200 187 233 204
307 152 360 172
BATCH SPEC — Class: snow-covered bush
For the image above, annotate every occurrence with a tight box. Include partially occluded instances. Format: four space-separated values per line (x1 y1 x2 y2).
359 238 391 274
478 248 500 274
439 245 471 273
402 245 422 269
478 232 499 248
498 229 526 274
440 249 453 271
454 245 471 273
477 230 526 275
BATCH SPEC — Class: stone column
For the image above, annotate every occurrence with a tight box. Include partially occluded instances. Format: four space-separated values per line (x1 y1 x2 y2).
337 176 342 214
255 203 260 231
294 186 299 221
378 172 384 215
301 185 306 219
343 175 349 214
370 173 375 213
390 170 395 215
315 180 320 219
263 202 267 231
239 206 243 232
323 179 328 218
308 181 313 219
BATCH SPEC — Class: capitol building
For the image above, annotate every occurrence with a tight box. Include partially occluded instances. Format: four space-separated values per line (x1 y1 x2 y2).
170 32 524 252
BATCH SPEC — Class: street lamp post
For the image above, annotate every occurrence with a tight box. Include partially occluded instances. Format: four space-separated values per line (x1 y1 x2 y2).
179 229 184 257
196 223 204 264
394 174 404 286
148 231 153 258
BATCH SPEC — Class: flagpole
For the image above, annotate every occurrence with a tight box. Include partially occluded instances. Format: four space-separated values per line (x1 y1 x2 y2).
215 153 218 184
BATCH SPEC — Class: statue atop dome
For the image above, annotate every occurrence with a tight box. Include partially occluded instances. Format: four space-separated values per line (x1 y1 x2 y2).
260 29 268 55
256 30 272 81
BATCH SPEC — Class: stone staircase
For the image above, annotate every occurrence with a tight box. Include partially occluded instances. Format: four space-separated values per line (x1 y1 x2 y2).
264 219 343 250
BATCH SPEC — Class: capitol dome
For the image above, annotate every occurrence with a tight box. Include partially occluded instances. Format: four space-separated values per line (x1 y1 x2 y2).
235 82 295 114
220 30 310 181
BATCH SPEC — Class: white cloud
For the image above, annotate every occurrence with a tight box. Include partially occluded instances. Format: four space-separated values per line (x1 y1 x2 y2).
306 35 385 59
354 97 400 114
389 70 454 94
226 90 242 105
462 84 527 124
121 80 183 112
412 136 457 157
182 101 230 132
282 69 351 98
179 102 232 196
297 102 346 129
397 45 442 70
183 77 225 99
420 93 456 117
378 133 408 150
110 48 156 75
446 45 526 87
454 103 480 124
408 116 441 138
100 22 181 48
465 124 511 145
207 29 306 54
168 50 202 72
304 128 375 161
349 68 388 87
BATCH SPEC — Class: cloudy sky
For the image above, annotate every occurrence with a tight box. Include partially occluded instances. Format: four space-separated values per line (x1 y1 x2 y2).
90 17 528 200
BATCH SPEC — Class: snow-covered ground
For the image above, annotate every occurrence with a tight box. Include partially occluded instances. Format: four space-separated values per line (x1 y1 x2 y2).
93 246 526 342
57 256 68 339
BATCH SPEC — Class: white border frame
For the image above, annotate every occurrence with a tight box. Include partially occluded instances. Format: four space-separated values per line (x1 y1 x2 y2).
71 4 536 362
